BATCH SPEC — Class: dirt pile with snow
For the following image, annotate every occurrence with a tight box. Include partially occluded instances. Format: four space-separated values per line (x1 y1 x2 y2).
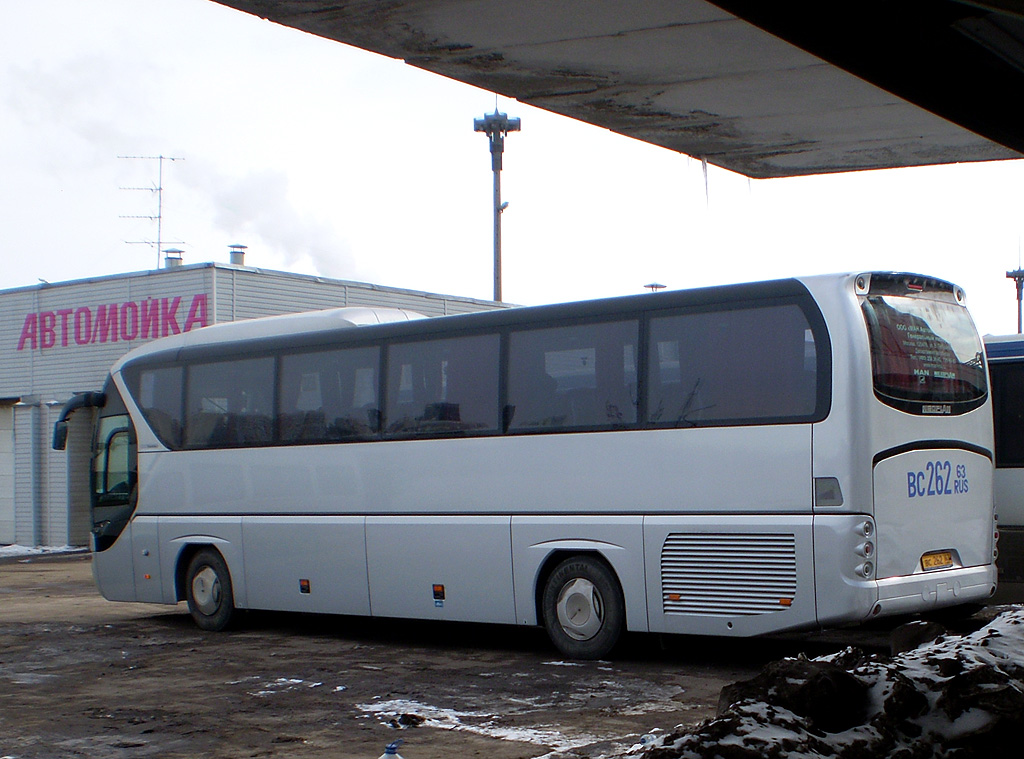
631 608 1024 759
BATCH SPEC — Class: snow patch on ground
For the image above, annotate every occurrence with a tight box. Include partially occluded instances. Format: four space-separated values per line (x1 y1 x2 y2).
247 677 325 697
0 545 86 559
357 697 605 753
623 608 1024 759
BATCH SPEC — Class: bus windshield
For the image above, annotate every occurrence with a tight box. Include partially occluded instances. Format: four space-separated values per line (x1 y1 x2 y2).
862 292 986 414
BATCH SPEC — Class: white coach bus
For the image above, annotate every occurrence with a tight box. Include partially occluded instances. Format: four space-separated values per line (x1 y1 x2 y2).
982 334 1024 600
54 272 997 658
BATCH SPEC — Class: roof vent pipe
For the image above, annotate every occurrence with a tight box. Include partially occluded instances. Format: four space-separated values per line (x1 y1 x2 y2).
163 248 184 268
229 244 247 266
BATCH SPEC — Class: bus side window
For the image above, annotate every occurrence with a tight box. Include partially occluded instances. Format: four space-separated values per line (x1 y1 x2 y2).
992 362 1024 467
507 320 638 431
135 366 184 448
647 304 816 426
279 346 381 443
385 334 499 436
185 357 275 448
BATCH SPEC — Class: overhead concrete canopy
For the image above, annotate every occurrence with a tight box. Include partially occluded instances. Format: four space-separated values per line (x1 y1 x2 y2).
214 0 1024 178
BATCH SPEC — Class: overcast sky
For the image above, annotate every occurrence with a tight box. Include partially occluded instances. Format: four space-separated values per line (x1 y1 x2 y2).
2 0 1024 335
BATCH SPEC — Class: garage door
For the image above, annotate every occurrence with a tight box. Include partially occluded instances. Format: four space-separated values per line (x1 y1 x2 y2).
0 405 14 544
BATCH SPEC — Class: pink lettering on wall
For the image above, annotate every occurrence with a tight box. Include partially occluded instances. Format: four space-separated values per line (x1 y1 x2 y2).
16 293 210 351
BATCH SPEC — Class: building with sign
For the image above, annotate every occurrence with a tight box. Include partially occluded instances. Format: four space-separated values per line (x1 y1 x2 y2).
0 260 504 548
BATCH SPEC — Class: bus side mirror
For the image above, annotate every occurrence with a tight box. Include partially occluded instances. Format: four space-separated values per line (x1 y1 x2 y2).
52 420 69 451
52 390 106 450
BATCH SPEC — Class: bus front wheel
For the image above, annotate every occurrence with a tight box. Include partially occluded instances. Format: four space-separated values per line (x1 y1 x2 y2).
186 548 235 631
541 556 624 659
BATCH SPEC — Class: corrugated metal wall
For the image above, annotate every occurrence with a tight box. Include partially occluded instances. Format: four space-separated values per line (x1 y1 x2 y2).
210 267 503 321
13 402 41 546
10 401 74 546
1 263 506 547
1 267 214 400
0 404 13 543
41 403 70 545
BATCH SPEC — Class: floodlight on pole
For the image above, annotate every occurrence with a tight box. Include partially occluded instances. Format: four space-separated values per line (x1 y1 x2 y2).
475 110 520 302
1008 269 1024 333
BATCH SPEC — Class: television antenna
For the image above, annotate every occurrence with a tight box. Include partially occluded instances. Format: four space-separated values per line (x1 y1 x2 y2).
119 154 184 269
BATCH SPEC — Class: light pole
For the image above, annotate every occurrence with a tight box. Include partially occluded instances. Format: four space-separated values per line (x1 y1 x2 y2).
475 110 520 302
1008 269 1024 333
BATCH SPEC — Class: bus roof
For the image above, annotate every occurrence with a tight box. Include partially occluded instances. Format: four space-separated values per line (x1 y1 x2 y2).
110 307 425 373
112 277 823 371
109 271 963 374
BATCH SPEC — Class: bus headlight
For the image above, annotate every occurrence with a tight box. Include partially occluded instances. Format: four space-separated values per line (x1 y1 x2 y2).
857 561 875 578
855 520 874 538
856 541 874 558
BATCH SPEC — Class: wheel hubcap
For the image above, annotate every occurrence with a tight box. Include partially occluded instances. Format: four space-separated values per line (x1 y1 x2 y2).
191 566 221 616
556 578 604 641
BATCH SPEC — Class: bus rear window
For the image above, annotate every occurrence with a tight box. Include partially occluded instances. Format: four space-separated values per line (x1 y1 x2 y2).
861 295 986 414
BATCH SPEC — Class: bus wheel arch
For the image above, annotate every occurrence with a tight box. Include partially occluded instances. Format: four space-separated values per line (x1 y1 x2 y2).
537 552 625 659
174 544 202 602
180 546 236 632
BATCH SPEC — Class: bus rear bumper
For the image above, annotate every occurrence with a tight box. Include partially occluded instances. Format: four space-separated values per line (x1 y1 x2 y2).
873 564 997 618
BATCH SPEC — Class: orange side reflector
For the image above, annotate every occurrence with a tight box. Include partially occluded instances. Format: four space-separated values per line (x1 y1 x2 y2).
779 598 793 607
667 593 681 601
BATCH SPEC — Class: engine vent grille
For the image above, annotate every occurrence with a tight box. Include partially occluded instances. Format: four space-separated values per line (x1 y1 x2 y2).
661 532 797 616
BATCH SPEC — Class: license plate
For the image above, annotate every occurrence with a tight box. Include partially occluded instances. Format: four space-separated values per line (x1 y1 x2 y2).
921 551 953 571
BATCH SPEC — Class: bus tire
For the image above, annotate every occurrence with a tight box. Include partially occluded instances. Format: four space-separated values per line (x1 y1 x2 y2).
541 556 624 659
186 548 235 632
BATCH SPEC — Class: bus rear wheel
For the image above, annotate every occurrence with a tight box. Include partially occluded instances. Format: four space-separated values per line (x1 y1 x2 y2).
541 556 624 659
186 548 235 631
